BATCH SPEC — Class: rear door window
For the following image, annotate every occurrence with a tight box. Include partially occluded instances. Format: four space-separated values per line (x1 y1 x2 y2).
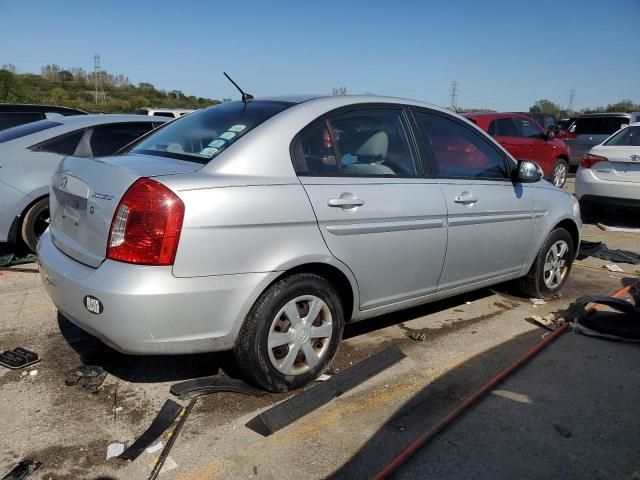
89 122 156 157
575 116 630 135
489 118 518 137
293 108 419 177
414 111 510 180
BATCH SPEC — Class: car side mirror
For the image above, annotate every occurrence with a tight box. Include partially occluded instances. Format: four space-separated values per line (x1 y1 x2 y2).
546 130 555 140
515 160 542 183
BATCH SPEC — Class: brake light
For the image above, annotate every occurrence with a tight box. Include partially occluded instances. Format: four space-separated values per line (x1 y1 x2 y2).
107 178 184 266
580 153 607 169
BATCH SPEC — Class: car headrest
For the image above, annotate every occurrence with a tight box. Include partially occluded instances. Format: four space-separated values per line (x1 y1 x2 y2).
356 131 388 158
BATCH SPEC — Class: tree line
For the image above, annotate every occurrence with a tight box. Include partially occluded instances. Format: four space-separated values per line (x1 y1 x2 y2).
529 98 639 119
0 64 219 113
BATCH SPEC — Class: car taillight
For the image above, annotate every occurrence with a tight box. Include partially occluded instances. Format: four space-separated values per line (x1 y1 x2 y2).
107 178 184 266
563 132 578 140
580 153 607 169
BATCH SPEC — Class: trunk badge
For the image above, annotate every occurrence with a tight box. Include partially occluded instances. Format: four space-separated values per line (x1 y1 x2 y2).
59 176 68 190
630 155 640 162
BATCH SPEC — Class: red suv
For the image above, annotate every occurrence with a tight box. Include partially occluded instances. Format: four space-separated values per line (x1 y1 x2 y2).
464 112 570 187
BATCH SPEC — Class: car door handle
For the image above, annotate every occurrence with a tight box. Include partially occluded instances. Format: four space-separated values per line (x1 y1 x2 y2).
327 197 365 208
453 192 478 204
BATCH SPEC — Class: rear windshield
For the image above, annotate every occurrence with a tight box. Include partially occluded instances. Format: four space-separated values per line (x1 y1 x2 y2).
603 125 640 146
130 100 292 163
575 116 630 135
0 120 62 143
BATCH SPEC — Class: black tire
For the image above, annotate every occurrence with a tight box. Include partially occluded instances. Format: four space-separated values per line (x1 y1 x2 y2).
518 228 574 299
551 158 568 188
21 198 50 253
234 273 345 392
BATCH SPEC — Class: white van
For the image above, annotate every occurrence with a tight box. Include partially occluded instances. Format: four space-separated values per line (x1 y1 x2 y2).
134 108 194 119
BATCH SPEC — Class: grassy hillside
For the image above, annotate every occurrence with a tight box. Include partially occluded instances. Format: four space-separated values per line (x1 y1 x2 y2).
0 65 219 113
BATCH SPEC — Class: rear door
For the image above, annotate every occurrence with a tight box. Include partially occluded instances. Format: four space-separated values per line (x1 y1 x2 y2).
293 105 448 311
489 117 528 160
514 117 553 174
412 108 534 293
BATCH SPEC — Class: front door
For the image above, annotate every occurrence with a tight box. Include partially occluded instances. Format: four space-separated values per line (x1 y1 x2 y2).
412 109 534 293
292 106 448 310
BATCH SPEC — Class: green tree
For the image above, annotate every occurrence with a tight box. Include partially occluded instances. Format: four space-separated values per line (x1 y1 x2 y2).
0 69 24 102
605 99 638 113
58 70 73 82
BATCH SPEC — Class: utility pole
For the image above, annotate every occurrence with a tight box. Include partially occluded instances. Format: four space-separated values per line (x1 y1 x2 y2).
567 89 576 113
449 81 459 112
93 54 106 105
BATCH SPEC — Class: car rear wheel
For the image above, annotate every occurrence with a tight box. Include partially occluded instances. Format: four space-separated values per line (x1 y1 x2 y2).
21 198 50 253
551 158 568 188
234 273 345 392
518 228 574 299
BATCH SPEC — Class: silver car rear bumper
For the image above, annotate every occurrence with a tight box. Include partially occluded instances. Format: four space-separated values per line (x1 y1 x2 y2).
575 167 640 204
37 229 278 355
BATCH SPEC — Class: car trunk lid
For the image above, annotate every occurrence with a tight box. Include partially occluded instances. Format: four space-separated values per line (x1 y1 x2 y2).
49 154 201 267
588 146 640 183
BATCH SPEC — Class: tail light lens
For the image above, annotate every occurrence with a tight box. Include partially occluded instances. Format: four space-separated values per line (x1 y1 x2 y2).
580 153 607 169
107 178 184 266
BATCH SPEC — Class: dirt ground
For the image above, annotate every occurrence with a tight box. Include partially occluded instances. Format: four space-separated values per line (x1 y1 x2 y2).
1 177 639 479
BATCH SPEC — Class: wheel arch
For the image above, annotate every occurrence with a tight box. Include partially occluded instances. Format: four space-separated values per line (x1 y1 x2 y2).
554 218 580 257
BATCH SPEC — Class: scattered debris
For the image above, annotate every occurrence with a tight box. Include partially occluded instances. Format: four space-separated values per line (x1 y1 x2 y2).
28 370 38 377
553 424 572 438
0 253 37 268
578 240 640 264
246 346 406 437
150 455 178 475
148 400 196 480
530 313 564 331
530 298 546 305
0 347 40 370
107 443 125 460
170 376 266 401
316 373 332 382
1 459 41 479
119 399 183 461
409 332 427 341
605 264 624 273
565 293 640 342
146 442 163 454
65 365 107 394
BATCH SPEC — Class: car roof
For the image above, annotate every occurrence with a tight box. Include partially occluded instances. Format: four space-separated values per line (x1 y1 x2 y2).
463 112 532 120
578 112 632 118
53 114 169 127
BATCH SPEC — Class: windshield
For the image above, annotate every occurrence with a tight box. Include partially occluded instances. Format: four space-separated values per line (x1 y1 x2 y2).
130 100 293 163
603 125 640 146
0 120 62 143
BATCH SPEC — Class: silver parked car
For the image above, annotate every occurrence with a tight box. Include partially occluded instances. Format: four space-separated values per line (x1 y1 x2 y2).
575 122 640 215
0 115 167 251
38 96 581 391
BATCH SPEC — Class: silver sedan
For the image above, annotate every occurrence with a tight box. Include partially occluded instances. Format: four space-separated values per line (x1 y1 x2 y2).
38 95 581 391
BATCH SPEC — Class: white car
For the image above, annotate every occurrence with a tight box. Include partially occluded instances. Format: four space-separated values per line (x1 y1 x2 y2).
575 122 640 216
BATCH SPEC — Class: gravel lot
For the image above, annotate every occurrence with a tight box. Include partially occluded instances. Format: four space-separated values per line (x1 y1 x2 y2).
1 178 638 480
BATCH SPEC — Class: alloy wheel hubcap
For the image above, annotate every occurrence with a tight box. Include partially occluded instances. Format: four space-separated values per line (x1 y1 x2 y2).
554 164 566 187
543 240 569 289
267 295 333 375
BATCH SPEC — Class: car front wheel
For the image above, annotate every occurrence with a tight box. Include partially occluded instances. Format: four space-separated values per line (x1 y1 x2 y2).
234 273 345 392
518 228 574 299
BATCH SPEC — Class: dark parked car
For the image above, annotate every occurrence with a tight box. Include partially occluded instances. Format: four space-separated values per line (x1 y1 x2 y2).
564 112 640 165
464 112 571 187
0 104 87 131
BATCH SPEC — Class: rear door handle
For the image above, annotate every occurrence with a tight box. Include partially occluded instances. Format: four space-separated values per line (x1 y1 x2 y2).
328 197 364 208
453 192 478 204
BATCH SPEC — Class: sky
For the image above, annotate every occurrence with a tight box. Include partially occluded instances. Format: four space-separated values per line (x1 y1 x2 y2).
1 0 638 111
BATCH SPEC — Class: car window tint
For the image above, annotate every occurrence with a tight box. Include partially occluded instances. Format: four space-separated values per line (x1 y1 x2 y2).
152 112 176 118
544 116 555 130
0 112 45 130
575 116 629 135
516 118 544 139
603 125 640 146
415 112 508 179
494 118 518 137
38 130 85 155
294 122 340 175
295 109 417 177
90 122 155 157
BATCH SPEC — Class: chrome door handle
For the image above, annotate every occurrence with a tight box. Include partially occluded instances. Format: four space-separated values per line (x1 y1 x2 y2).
453 192 478 204
328 197 364 208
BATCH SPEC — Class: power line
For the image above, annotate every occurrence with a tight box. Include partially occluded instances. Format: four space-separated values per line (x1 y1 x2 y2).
567 89 576 112
93 54 106 105
449 81 459 111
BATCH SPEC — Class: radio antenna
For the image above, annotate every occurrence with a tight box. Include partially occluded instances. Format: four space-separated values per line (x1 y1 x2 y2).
223 72 254 103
